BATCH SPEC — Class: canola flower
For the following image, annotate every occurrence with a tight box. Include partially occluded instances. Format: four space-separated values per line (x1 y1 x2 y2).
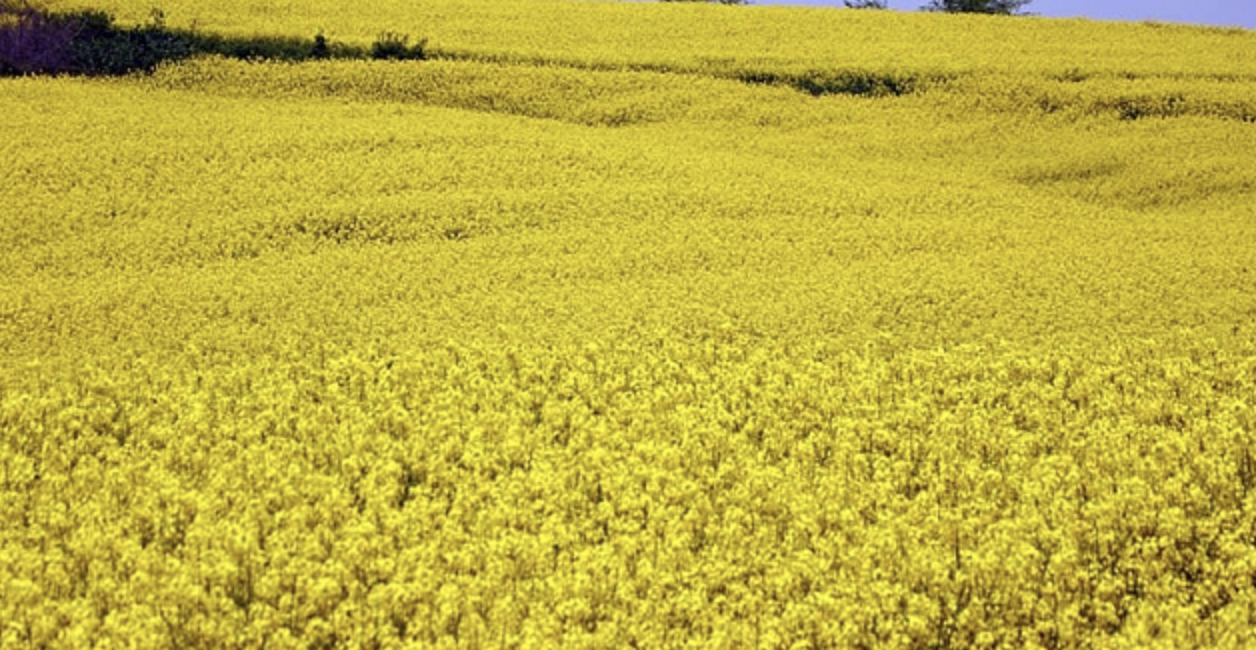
56 0 1256 77
3 0 1256 647
3 335 1255 648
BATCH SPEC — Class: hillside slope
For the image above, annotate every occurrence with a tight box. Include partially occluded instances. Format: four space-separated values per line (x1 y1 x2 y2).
3 2 1256 648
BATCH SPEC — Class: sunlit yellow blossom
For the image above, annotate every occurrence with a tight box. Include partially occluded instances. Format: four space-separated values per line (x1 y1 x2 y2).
3 0 1256 647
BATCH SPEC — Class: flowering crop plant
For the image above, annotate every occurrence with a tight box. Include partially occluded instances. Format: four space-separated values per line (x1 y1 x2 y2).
2 0 1256 648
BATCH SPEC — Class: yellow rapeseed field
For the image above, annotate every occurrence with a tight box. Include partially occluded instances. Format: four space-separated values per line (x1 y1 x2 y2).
3 0 1256 647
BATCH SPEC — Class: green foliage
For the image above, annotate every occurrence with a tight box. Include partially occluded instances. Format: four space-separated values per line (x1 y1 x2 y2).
68 8 195 75
2 3 427 76
1 0 78 75
370 31 427 60
738 68 933 97
921 0 1032 14
311 32 329 59
188 31 338 61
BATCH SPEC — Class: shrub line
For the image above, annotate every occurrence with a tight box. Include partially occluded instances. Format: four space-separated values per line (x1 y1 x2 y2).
0 1 427 77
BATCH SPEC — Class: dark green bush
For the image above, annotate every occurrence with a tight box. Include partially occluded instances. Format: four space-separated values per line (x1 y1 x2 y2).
2 2 428 77
371 32 426 61
921 0 1032 14
69 9 194 75
311 33 329 59
738 69 927 98
188 31 330 61
0 0 83 75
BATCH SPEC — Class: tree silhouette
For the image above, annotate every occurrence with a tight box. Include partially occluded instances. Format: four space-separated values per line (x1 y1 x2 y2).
921 0 1031 14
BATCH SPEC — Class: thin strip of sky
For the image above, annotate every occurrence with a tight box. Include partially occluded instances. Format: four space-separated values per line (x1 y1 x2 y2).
747 0 1256 29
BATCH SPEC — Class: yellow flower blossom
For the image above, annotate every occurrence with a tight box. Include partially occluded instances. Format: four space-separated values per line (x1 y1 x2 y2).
3 0 1256 647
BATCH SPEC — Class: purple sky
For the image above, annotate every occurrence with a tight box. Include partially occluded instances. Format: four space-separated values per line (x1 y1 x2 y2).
749 0 1256 29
